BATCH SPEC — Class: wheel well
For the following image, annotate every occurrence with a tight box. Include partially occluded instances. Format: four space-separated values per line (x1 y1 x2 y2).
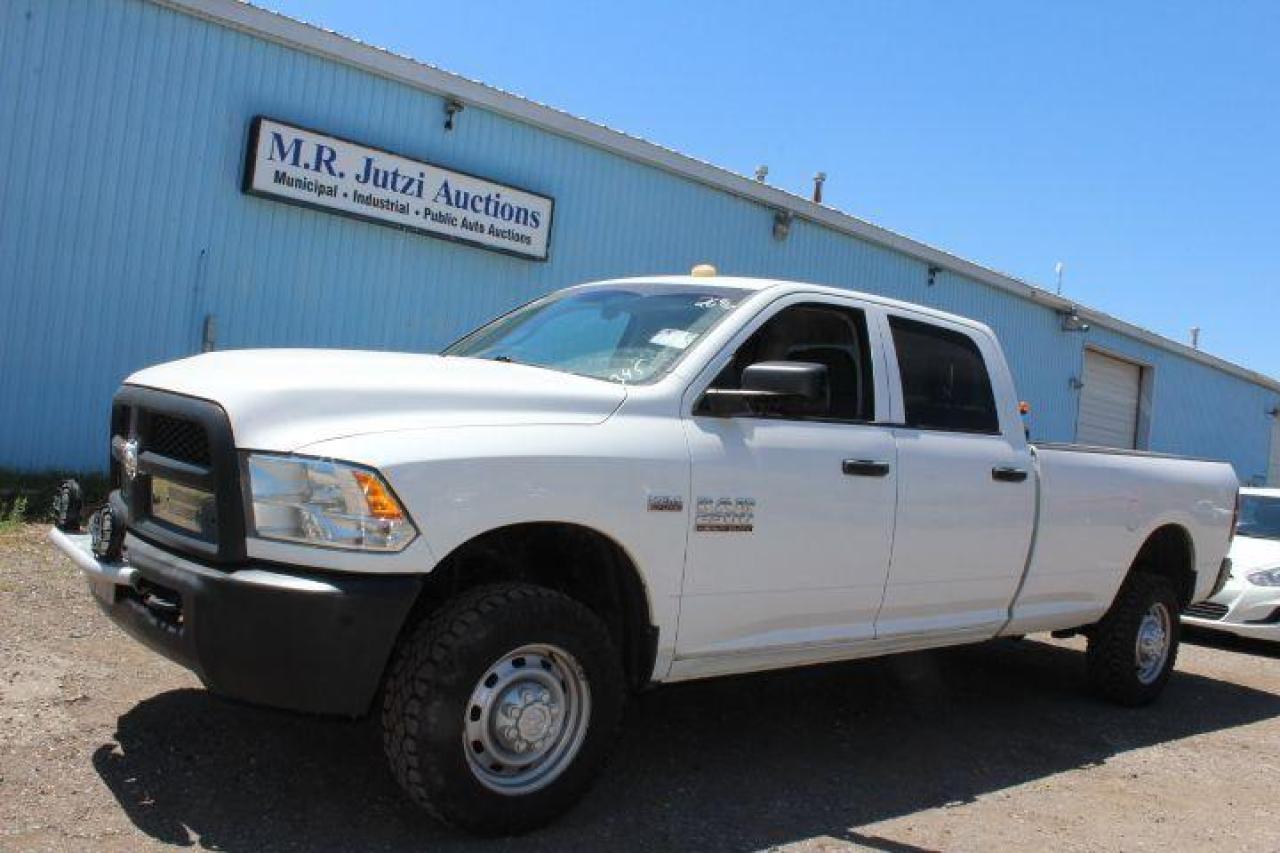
408 523 657 689
1128 524 1196 608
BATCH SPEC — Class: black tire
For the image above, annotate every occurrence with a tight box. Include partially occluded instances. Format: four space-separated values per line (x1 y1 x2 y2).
1086 573 1181 706
88 504 125 562
382 583 625 835
52 480 83 532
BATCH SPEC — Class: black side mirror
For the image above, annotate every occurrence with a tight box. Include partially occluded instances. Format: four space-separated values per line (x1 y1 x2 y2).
699 361 828 416
741 361 827 400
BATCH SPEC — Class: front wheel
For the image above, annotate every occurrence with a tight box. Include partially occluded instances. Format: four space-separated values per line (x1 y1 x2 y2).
382 584 624 835
1086 573 1181 706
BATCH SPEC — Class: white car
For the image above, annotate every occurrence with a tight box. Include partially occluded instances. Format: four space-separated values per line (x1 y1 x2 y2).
49 273 1237 834
1183 487 1280 641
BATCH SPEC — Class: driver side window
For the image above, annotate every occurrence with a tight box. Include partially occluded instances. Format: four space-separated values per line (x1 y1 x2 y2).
709 302 875 421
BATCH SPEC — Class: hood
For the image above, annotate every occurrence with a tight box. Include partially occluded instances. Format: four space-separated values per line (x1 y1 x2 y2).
126 349 626 451
1228 534 1280 572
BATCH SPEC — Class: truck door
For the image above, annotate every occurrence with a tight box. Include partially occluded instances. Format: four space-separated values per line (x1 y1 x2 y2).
672 297 897 673
876 312 1036 640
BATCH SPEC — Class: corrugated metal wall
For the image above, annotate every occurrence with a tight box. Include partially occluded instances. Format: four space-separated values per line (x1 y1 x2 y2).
1 0 1276 480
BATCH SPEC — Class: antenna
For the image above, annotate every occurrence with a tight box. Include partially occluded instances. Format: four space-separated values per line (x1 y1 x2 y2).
1190 327 1201 349
1054 261 1065 295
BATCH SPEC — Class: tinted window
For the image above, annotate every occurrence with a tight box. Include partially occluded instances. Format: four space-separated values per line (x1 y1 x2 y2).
709 303 874 420
890 316 998 433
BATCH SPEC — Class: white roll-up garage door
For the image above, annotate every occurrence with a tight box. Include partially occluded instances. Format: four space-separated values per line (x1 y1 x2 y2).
1077 349 1142 448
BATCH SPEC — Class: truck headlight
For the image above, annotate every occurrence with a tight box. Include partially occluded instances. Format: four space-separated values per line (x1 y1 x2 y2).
245 453 417 552
1246 568 1280 587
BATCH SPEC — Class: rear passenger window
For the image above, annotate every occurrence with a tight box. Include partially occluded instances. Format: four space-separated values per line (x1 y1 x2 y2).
889 316 998 433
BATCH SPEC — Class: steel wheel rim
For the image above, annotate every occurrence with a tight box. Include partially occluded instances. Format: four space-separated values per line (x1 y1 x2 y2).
463 644 591 795
1135 602 1172 685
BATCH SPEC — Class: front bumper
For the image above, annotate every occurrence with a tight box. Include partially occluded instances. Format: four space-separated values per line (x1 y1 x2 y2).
1182 568 1280 642
49 527 421 716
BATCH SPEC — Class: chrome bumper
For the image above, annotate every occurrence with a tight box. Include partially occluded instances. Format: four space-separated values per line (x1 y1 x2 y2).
47 525 352 594
47 526 138 587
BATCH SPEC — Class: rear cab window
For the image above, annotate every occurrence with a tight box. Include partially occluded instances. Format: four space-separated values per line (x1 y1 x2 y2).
888 315 999 434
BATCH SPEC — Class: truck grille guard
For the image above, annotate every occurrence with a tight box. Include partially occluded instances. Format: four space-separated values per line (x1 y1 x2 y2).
109 385 247 566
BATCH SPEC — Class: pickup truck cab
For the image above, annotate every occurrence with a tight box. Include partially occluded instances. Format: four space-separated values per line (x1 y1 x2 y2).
50 272 1238 834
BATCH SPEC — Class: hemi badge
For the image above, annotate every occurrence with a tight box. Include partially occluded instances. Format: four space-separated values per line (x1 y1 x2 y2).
647 495 683 512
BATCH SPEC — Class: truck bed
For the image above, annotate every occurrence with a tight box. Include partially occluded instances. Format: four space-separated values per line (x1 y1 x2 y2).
1003 443 1238 636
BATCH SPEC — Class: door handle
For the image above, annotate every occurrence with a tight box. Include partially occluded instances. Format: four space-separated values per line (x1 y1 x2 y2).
843 459 891 477
991 466 1028 483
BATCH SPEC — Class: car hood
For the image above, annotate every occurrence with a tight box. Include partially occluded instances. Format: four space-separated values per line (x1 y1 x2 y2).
126 349 626 451
1228 535 1280 571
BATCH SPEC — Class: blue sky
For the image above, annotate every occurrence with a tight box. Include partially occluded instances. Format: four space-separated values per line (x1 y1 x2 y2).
265 0 1279 377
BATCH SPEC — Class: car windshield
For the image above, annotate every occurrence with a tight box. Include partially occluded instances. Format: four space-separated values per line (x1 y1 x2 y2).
1237 495 1280 541
442 285 749 384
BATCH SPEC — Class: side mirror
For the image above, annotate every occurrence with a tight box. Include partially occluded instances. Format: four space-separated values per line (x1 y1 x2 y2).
699 361 829 416
741 361 827 400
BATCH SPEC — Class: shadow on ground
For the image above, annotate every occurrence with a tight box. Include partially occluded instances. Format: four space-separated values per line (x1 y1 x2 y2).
1183 626 1280 659
93 639 1280 852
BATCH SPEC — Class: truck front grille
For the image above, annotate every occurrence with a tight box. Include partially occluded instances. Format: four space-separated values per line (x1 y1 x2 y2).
149 413 211 467
110 387 245 565
1184 601 1229 621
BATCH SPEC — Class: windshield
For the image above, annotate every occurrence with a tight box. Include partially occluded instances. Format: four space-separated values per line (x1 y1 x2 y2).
443 285 749 384
1237 495 1280 541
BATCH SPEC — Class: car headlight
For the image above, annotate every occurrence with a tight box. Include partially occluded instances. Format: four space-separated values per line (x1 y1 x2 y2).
245 453 417 552
1246 567 1280 587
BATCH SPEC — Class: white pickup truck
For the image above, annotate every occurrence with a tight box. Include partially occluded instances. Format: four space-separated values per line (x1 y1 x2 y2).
50 272 1238 834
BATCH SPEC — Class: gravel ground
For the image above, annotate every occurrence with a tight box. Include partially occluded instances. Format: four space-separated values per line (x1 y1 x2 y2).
3 522 1279 852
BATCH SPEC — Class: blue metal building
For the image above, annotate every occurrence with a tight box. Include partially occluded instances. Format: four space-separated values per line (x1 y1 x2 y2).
3 0 1278 480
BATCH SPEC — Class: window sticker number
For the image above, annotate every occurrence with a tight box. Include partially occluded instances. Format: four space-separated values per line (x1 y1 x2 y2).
609 357 649 384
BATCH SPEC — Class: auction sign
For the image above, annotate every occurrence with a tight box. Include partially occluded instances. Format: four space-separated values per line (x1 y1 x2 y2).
243 116 554 261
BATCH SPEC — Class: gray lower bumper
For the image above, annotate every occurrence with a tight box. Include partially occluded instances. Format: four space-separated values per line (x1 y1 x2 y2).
48 526 422 716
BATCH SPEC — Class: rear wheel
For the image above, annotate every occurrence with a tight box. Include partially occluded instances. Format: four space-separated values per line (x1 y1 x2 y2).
382 583 624 835
1086 573 1180 706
